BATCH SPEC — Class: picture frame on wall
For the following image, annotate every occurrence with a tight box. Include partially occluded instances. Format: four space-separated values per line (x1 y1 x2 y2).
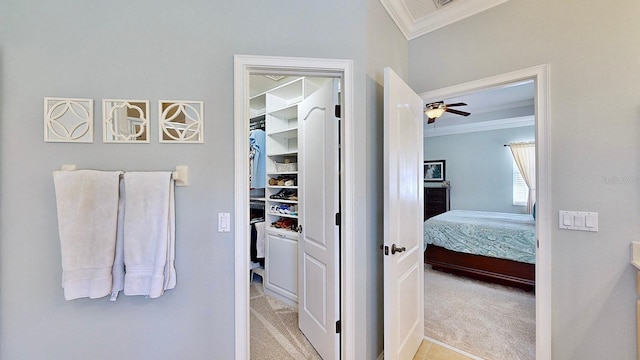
424 160 446 182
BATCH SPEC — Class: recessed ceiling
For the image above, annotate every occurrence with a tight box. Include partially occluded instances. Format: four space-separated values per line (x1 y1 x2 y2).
380 0 511 40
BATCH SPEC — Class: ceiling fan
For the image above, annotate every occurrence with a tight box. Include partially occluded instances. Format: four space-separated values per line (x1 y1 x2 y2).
424 101 470 124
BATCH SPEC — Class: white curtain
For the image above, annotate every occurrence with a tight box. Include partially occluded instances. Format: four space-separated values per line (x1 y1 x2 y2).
509 141 536 214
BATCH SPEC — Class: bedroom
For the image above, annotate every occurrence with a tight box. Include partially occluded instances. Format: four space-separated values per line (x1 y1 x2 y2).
421 80 536 359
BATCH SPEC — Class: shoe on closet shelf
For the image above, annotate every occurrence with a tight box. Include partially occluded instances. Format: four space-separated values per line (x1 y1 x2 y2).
270 189 295 200
275 204 289 214
284 179 295 186
271 217 296 230
269 189 285 199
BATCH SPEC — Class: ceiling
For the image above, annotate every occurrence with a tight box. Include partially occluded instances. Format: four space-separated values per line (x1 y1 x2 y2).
423 80 535 136
380 0 510 40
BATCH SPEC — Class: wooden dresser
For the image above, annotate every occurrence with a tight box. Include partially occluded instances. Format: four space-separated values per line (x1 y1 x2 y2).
424 186 450 220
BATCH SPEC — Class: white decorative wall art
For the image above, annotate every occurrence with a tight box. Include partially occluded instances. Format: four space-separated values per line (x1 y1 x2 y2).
44 97 94 143
103 99 150 143
158 100 204 143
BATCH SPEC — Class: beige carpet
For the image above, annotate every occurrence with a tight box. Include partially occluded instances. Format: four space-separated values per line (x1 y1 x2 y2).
250 282 322 360
424 265 535 360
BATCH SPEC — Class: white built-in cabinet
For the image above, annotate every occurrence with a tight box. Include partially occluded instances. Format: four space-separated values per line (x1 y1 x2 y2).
252 77 324 305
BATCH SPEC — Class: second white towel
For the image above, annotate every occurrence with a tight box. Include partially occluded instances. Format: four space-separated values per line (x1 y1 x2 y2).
123 172 176 298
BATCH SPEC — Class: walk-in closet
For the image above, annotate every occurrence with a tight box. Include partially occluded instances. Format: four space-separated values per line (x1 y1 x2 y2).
248 74 340 359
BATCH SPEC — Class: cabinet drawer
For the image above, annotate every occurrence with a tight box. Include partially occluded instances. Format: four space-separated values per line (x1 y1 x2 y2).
424 186 450 221
425 187 445 194
424 202 445 210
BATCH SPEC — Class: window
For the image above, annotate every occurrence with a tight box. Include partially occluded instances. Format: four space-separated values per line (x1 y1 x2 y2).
513 159 528 206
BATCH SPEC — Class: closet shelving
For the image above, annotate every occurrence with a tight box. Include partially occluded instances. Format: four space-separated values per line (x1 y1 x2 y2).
248 76 325 306
249 92 266 119
264 77 320 237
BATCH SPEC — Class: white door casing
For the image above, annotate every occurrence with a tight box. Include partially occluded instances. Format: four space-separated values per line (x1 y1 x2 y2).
298 79 340 360
418 64 551 359
383 67 425 360
234 55 355 360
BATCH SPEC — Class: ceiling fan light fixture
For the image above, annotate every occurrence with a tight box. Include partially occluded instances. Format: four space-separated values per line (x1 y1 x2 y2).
425 105 446 119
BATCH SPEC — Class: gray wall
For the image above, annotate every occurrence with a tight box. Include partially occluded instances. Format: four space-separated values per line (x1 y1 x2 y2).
0 0 405 358
424 126 534 213
365 0 409 358
410 0 640 358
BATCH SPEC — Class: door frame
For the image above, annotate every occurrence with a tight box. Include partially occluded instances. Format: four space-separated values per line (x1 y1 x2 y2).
418 64 551 359
233 55 355 360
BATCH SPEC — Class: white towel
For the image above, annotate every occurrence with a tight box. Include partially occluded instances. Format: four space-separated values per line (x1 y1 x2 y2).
53 170 122 300
123 172 176 298
255 222 266 258
110 179 126 301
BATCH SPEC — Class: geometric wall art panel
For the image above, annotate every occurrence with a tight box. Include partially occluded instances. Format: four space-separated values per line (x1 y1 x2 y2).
44 97 94 143
103 99 150 143
158 100 204 143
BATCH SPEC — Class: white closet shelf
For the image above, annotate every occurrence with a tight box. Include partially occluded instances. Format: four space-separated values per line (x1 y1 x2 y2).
267 212 298 219
267 150 298 157
268 104 299 119
267 171 298 176
268 127 298 139
267 227 300 237
268 199 298 204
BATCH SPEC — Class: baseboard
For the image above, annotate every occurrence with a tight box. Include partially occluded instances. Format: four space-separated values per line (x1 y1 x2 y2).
376 337 485 359
423 336 484 360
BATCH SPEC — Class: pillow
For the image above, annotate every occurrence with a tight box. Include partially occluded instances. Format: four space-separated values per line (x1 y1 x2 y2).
532 203 536 220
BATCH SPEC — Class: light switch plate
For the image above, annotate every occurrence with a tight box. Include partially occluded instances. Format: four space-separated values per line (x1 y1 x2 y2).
559 210 598 232
218 213 230 232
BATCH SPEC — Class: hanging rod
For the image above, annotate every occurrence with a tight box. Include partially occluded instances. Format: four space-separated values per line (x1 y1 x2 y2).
54 165 189 187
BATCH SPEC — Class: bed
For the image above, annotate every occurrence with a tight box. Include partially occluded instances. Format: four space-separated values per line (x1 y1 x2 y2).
423 209 536 291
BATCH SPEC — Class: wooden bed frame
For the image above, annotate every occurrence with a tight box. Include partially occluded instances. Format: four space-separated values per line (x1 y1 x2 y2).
424 245 535 292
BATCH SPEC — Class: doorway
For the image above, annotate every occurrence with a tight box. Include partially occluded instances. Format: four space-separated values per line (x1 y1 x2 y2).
417 65 551 359
234 55 356 360
382 65 550 360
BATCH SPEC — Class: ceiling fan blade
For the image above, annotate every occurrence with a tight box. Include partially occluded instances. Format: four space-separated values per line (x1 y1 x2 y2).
445 108 471 116
427 118 436 124
444 102 467 107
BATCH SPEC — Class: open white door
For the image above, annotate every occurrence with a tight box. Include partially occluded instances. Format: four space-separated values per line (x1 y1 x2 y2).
383 67 424 360
298 79 340 360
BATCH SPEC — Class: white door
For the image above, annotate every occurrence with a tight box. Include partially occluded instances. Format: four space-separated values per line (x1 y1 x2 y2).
298 79 340 360
383 67 424 360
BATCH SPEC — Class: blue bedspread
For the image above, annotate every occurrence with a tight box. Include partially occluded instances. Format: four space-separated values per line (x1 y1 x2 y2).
423 210 536 264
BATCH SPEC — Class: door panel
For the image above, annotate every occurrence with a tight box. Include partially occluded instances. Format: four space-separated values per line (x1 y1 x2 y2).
298 79 340 360
383 67 424 360
265 232 298 301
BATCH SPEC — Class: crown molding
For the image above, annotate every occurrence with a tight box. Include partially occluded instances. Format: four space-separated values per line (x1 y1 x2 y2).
380 0 510 40
424 115 534 137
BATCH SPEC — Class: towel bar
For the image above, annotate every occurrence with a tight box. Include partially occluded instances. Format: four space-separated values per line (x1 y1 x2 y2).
54 165 189 187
